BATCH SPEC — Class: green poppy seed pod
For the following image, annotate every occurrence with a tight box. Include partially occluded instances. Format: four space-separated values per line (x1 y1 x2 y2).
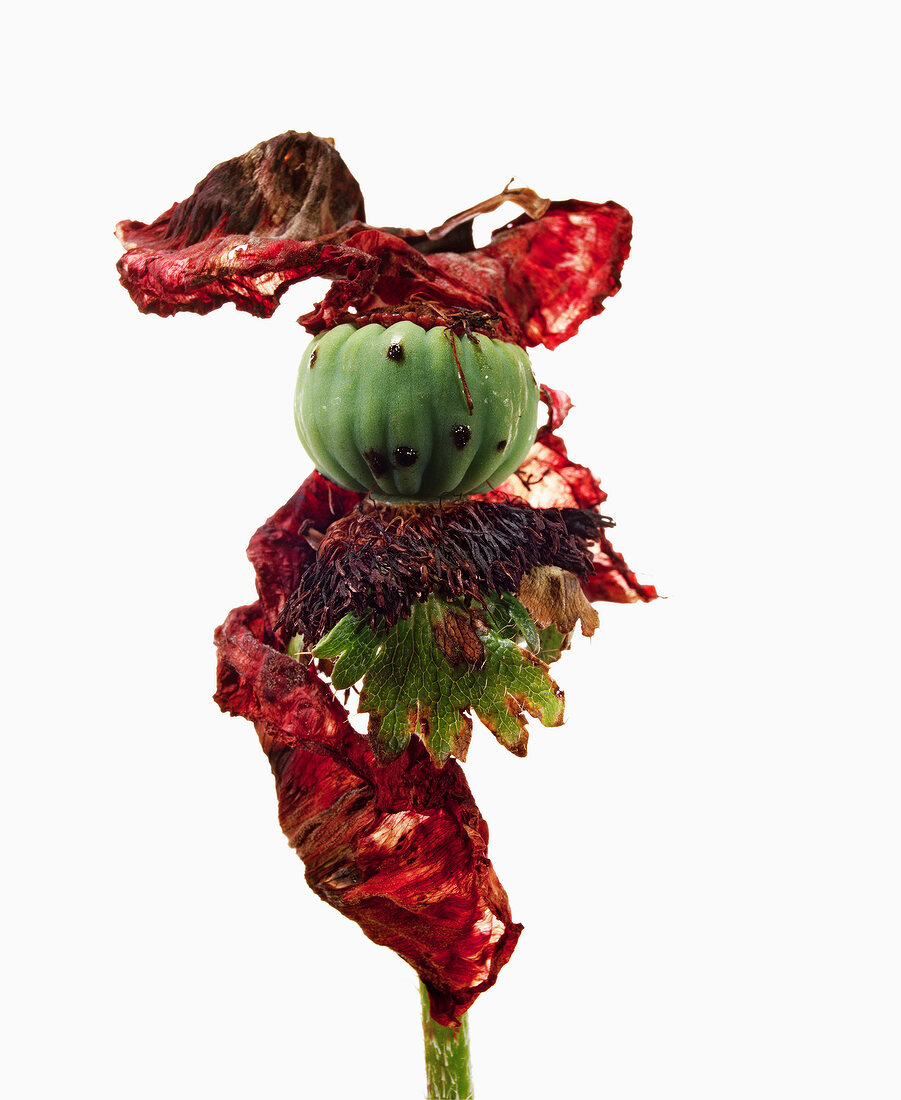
294 321 540 502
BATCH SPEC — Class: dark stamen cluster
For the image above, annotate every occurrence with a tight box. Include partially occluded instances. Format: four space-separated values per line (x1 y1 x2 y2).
280 500 612 643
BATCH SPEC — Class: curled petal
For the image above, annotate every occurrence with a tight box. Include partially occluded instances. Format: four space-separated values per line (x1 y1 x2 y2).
215 601 522 1026
267 728 522 1027
293 228 526 340
117 131 364 250
586 529 658 604
117 132 631 349
214 471 523 1022
538 385 574 436
425 199 632 350
116 233 374 319
425 184 551 240
214 604 351 752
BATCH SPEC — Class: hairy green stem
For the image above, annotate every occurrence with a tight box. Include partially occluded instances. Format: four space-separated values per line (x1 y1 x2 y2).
420 981 474 1099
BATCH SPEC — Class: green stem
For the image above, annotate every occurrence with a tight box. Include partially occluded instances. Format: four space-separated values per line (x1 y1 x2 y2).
419 980 474 1099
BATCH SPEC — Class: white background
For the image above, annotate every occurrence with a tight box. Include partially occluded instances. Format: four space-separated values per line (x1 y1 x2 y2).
3 2 897 1098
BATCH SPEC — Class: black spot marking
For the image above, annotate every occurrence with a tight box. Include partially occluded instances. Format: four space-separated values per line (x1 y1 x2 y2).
364 449 389 476
386 342 404 361
308 346 318 369
496 439 507 452
452 424 471 449
394 446 418 467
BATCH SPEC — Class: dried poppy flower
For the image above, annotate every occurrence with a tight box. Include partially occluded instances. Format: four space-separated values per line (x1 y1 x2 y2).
116 130 655 1082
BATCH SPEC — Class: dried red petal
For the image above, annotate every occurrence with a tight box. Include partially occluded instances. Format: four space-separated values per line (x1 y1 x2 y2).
538 384 574 435
246 471 363 638
425 200 632 350
480 388 657 603
117 132 631 349
214 473 522 1024
116 233 370 319
266 728 522 1028
585 528 658 604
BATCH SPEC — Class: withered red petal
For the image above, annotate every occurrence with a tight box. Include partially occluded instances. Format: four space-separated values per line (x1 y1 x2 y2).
585 529 658 604
538 385 574 436
427 199 632 349
116 234 374 319
477 405 656 604
267 732 522 1027
213 472 522 1024
117 135 631 349
247 471 363 637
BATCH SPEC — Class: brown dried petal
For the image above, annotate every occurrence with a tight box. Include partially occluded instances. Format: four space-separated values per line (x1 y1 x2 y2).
518 566 601 637
425 185 551 242
117 131 365 251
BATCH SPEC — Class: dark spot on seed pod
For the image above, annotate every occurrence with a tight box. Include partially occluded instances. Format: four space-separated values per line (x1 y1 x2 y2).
364 449 389 476
452 424 471 449
496 439 507 452
386 342 404 361
394 446 418 467
308 347 318 369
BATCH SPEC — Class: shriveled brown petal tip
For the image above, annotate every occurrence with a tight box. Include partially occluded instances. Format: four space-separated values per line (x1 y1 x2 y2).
117 130 365 251
519 566 601 637
425 183 551 241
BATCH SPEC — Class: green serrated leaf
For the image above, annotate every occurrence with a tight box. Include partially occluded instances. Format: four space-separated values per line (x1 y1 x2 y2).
331 627 384 690
313 615 372 660
314 614 386 689
474 633 564 751
313 594 564 765
496 591 541 653
367 704 414 763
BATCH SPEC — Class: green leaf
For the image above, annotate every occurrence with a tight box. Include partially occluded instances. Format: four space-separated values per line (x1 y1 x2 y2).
536 624 572 664
312 594 564 765
492 590 541 652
